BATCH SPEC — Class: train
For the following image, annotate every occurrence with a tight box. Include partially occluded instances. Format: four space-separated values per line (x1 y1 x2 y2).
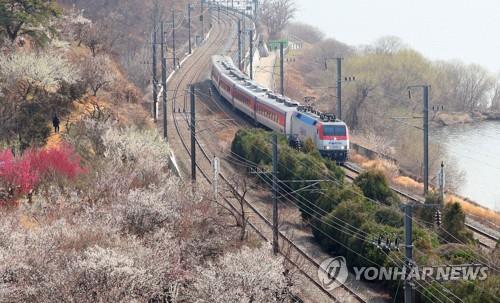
210 55 349 162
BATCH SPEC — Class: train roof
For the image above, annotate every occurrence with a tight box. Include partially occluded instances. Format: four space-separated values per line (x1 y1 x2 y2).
294 107 346 125
213 55 299 113
212 55 348 126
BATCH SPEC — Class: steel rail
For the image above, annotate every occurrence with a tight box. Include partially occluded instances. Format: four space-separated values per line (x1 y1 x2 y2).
167 12 368 303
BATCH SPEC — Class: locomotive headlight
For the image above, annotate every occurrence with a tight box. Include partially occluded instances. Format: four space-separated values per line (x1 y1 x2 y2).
325 145 331 150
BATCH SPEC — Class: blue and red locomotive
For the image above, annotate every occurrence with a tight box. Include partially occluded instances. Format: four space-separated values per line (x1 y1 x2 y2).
211 55 349 162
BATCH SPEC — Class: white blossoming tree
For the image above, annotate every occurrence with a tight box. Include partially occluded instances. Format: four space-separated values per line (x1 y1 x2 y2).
189 245 295 303
0 51 78 95
0 51 79 148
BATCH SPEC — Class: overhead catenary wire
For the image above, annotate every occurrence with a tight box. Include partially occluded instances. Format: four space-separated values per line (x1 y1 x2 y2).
197 61 498 276
167 11 492 302
230 142 500 272
229 153 458 303
225 138 498 296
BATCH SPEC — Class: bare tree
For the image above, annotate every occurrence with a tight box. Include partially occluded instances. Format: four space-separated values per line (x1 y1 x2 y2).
81 54 116 96
491 73 500 110
286 22 324 44
81 15 124 57
344 80 377 130
441 62 494 111
59 6 92 46
370 36 407 54
260 0 297 38
459 64 494 111
217 173 251 241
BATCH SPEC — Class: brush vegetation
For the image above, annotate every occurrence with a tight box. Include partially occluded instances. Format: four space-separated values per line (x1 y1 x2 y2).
232 128 499 303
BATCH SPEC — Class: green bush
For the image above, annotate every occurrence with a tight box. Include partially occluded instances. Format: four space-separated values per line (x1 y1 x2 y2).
374 207 404 228
421 276 500 303
231 128 345 220
354 170 399 205
16 103 51 151
303 137 315 153
418 192 441 227
231 128 495 302
441 202 474 244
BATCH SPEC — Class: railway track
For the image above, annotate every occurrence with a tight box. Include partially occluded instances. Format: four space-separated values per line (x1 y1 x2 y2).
341 162 499 249
165 11 370 303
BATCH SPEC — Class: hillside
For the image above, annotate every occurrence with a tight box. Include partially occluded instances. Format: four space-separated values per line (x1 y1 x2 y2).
0 1 299 302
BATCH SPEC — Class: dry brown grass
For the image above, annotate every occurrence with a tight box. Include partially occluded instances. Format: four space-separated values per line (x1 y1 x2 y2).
434 112 474 125
350 153 398 178
282 44 320 103
19 214 40 230
393 176 425 193
446 194 500 227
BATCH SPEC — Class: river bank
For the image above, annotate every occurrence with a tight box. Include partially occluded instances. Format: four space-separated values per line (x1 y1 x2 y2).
432 111 500 126
349 140 500 230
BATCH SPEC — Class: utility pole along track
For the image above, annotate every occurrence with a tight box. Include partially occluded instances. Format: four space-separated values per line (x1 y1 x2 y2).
164 10 384 303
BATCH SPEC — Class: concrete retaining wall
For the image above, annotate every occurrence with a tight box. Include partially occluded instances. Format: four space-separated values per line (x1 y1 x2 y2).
350 142 397 163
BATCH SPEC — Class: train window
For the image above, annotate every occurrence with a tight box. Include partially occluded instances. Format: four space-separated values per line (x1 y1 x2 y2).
323 125 346 136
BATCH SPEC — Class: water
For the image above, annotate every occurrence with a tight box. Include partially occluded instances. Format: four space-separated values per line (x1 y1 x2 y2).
432 121 500 211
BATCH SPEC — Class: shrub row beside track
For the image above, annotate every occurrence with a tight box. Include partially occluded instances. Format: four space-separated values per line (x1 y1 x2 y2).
232 128 499 303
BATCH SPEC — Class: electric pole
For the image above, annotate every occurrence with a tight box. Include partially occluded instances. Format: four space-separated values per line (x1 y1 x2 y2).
160 21 164 64
188 4 192 54
213 157 220 200
439 162 445 204
336 57 343 120
191 85 196 181
408 85 429 195
423 85 429 194
152 30 158 122
217 3 220 23
376 202 442 303
201 0 205 40
403 204 414 303
249 29 253 79
172 10 176 69
272 133 279 255
237 19 242 71
254 0 259 22
280 41 284 96
161 22 168 140
408 85 430 194
241 10 246 65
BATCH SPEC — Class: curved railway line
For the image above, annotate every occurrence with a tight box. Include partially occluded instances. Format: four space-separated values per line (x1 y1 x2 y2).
164 8 498 302
165 10 372 303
